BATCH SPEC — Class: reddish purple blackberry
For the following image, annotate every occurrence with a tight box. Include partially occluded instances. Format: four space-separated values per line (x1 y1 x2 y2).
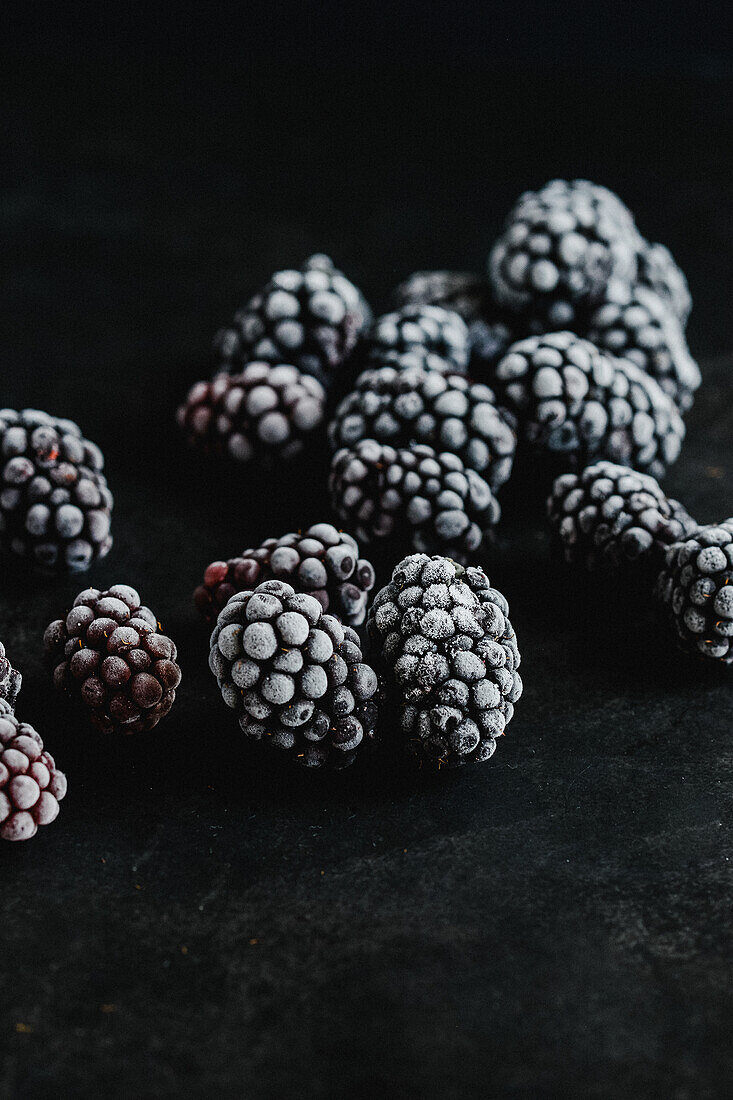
0 408 113 574
0 713 67 841
43 585 181 734
0 642 21 710
194 524 376 626
209 580 381 768
177 364 326 464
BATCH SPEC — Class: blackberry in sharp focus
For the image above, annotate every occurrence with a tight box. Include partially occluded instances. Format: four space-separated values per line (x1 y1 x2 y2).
656 521 733 664
329 364 516 490
43 585 181 734
213 254 371 389
0 713 67 841
209 580 381 768
367 554 522 767
637 241 692 327
488 179 641 329
329 441 500 562
0 408 113 573
0 643 21 711
548 461 696 573
194 523 376 626
367 305 471 375
177 363 326 464
587 283 700 412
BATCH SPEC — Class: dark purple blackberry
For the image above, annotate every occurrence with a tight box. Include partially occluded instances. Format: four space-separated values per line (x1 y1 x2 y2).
488 179 641 329
0 642 21 711
213 254 371 389
0 713 67 842
637 241 692 327
329 441 500 563
367 305 470 375
194 523 375 626
587 283 700 413
548 461 696 572
43 585 182 735
656 521 733 663
0 408 113 574
328 364 516 491
367 554 522 768
209 580 381 768
177 363 326 464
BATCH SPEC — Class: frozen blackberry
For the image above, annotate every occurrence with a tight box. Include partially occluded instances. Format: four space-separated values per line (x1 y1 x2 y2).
0 408 113 574
194 523 376 626
0 642 21 711
602 357 685 479
367 554 522 767
548 461 696 572
488 179 641 328
637 241 692 327
367 305 470 375
43 585 181 734
329 440 500 562
329 364 516 491
656 521 733 663
209 580 381 768
0 713 67 841
587 283 700 412
213 254 371 389
177 363 326 464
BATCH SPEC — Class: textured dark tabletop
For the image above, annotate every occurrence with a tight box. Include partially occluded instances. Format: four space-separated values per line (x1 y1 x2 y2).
1 6 733 1098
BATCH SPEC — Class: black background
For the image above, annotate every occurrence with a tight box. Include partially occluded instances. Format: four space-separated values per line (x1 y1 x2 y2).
1 3 733 1097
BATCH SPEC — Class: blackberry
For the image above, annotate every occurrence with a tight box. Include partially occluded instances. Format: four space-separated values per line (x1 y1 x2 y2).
328 364 517 491
0 713 67 841
209 580 381 768
488 179 641 328
367 554 522 767
329 441 500 562
0 408 113 574
587 283 700 412
0 642 21 711
367 305 470 375
177 363 326 464
602 357 685 478
548 461 696 572
43 585 181 734
194 523 376 626
213 254 371 389
637 241 692 327
656 522 733 663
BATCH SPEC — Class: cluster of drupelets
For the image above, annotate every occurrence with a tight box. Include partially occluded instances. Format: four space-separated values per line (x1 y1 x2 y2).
2 180 730 841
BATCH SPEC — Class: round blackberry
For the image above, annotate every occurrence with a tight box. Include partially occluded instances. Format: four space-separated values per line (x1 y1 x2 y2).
548 461 696 572
0 642 21 711
177 363 326 464
488 179 641 328
194 523 376 626
209 580 381 768
656 521 733 663
328 364 516 491
637 241 692 327
367 305 470 375
0 408 113 574
329 441 500 562
213 254 371 389
0 713 67 841
587 283 700 412
43 585 181 734
367 554 522 767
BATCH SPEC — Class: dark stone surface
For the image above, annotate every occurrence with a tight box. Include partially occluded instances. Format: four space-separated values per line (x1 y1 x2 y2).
1 6 732 1097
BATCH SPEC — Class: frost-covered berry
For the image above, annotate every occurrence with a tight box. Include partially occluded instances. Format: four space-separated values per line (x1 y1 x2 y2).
637 241 692 327
0 714 67 841
367 305 471 375
656 521 733 663
0 642 21 711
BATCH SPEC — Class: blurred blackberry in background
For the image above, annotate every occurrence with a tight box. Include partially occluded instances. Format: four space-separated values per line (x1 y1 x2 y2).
0 643 21 711
637 241 692 327
0 713 67 842
656 522 733 664
367 305 470 375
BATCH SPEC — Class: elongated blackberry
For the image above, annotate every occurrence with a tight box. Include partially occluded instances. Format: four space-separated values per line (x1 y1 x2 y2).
0 408 113 573
637 241 692 327
43 585 181 734
0 713 67 841
213 255 371 388
177 363 326 464
367 305 470 375
329 441 499 562
194 524 375 625
367 554 522 767
0 642 21 710
328 364 516 490
209 580 381 768
548 461 696 572
656 522 733 663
